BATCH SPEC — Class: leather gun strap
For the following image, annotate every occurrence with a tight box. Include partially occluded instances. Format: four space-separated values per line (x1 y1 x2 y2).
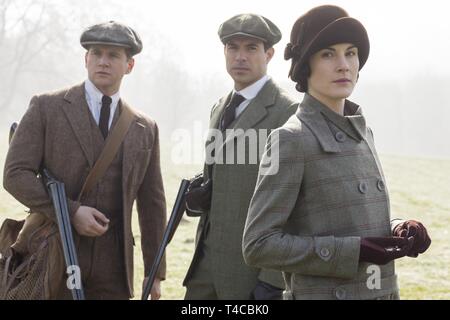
77 103 135 201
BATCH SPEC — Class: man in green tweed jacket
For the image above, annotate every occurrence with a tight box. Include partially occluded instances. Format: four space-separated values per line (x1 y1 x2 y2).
183 13 297 300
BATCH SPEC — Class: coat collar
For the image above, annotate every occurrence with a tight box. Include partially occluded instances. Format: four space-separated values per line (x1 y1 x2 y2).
296 94 367 153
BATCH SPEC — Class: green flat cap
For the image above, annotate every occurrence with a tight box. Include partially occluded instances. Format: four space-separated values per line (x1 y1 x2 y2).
218 14 282 46
80 21 143 56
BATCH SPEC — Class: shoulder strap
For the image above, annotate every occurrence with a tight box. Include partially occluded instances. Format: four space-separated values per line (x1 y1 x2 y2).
77 103 136 201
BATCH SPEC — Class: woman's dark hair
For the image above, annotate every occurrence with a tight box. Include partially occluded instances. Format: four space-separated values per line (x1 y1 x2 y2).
284 19 310 93
293 63 310 93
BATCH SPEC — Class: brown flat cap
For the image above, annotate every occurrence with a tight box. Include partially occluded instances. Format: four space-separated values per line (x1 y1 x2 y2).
80 21 143 56
218 14 282 47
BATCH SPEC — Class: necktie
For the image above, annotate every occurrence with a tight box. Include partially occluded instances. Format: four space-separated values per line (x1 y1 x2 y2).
221 93 245 130
99 95 112 139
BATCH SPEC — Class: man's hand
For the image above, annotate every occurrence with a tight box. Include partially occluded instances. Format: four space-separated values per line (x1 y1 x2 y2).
142 277 161 300
393 220 431 257
72 206 110 237
185 173 212 216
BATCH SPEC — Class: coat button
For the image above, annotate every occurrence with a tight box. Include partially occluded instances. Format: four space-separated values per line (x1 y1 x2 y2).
358 182 368 194
320 248 330 258
335 131 346 142
377 179 385 191
335 288 346 300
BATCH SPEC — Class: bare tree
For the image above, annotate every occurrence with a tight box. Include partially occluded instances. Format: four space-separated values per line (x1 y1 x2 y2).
0 1 75 116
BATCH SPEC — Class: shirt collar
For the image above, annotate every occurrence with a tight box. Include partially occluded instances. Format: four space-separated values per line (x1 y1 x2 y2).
85 78 120 107
234 75 269 100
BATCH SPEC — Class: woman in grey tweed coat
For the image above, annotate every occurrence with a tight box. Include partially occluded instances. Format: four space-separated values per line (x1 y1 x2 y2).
242 5 431 300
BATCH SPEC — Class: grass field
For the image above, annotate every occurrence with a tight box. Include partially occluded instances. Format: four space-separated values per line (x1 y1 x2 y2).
0 141 449 300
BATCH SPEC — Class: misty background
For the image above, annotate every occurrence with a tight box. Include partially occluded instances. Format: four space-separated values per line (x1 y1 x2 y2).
1 0 449 159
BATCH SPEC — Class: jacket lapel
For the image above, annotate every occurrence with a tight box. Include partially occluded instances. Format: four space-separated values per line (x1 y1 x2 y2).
120 100 140 184
205 93 231 160
207 79 279 161
218 79 277 152
296 94 341 153
232 79 276 132
210 93 232 130
62 83 95 167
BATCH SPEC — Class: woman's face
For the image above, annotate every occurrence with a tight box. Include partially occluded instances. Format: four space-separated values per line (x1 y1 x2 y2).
307 43 359 104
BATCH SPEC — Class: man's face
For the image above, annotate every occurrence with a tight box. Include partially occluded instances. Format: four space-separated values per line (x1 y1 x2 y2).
307 43 359 104
85 45 134 95
224 37 274 91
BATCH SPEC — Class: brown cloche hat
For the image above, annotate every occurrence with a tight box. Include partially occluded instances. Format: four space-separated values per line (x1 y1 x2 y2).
80 21 143 56
285 5 370 89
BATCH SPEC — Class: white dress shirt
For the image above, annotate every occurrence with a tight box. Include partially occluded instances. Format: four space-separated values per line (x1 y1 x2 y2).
233 75 270 118
84 79 120 129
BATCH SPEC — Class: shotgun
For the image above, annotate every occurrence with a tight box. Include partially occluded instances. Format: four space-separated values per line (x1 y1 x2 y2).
42 169 85 300
141 179 190 300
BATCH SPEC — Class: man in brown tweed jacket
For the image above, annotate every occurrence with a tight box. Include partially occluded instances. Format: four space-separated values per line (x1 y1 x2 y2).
3 21 166 299
243 5 431 300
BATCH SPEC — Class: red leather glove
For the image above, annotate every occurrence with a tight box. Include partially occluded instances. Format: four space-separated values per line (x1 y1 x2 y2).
359 236 414 265
393 220 431 257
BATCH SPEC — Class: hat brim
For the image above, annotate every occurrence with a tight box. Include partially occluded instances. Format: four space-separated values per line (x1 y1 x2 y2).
299 17 370 70
221 32 268 44
81 41 132 50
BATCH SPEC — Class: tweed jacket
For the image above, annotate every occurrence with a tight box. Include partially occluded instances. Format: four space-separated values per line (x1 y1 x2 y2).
243 94 399 300
3 83 166 297
183 78 297 298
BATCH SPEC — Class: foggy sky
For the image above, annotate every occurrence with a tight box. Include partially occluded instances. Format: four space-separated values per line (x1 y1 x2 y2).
1 0 449 158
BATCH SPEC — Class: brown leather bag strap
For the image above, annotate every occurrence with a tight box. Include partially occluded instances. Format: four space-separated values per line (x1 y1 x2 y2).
77 103 135 201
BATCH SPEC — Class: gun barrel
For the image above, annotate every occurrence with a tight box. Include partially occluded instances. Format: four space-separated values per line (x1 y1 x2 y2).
44 169 85 300
141 179 190 300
